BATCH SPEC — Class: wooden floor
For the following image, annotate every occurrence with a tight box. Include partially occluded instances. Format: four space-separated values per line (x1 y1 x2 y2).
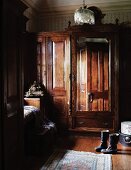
25 134 131 170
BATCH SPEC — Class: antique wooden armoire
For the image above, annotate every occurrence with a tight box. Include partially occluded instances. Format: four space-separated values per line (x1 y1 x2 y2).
36 22 119 133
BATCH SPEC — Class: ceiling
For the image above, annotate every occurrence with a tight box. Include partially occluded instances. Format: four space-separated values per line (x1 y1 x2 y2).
22 0 131 15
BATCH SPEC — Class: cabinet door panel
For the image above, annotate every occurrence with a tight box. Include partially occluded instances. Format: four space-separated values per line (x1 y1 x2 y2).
53 42 65 89
77 43 110 112
51 36 70 129
37 33 70 130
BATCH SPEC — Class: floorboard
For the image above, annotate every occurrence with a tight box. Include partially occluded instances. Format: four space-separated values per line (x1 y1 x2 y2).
24 134 131 170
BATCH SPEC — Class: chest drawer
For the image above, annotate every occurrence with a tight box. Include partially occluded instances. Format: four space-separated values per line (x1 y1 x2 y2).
75 117 113 129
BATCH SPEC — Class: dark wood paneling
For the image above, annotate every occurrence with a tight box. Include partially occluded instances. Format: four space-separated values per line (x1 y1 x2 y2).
1 0 28 169
23 33 37 92
119 27 131 123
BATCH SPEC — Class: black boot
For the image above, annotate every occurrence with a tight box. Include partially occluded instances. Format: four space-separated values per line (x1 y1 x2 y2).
101 133 119 154
95 130 109 152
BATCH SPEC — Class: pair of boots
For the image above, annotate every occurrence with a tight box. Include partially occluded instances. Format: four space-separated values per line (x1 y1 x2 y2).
95 130 119 154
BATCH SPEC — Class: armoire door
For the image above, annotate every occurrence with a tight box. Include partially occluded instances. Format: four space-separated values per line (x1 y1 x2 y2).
71 33 119 132
37 32 70 131
76 42 110 112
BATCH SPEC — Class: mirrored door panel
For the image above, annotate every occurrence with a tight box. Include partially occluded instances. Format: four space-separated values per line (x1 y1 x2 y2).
76 37 111 112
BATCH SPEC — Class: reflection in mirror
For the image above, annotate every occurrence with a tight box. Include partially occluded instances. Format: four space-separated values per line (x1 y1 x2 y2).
77 37 108 47
76 37 111 112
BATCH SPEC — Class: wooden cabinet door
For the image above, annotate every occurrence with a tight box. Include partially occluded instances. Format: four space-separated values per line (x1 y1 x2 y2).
37 33 70 131
71 33 119 132
76 42 110 112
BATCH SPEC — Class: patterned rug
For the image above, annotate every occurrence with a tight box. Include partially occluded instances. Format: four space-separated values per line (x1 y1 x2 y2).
40 149 112 170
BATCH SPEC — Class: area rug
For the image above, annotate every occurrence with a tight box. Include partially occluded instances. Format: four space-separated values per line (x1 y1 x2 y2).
40 149 112 170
